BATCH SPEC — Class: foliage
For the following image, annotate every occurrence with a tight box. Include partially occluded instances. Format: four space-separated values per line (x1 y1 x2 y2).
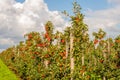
0 1 120 80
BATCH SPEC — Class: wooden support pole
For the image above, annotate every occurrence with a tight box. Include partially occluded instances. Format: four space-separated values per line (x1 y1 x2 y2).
70 30 74 80
44 60 48 68
82 56 84 66
44 48 48 69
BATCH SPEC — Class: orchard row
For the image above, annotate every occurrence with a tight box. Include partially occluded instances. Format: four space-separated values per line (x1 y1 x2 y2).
0 2 120 80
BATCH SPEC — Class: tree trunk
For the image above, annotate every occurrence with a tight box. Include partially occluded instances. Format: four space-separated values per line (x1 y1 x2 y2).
107 39 110 60
57 33 61 48
66 41 69 58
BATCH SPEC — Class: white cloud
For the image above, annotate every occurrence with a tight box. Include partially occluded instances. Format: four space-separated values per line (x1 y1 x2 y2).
0 37 15 51
0 49 5 53
108 0 120 4
0 0 68 52
84 1 120 38
0 38 15 45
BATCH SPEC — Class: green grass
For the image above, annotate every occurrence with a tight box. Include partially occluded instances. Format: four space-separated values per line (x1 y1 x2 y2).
0 59 18 80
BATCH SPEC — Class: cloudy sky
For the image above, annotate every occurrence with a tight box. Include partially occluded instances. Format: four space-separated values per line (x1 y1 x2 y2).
0 0 120 52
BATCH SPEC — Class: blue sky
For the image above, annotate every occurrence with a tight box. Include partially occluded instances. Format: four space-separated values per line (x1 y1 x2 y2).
44 0 109 11
16 0 109 12
0 0 120 52
16 0 25 3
